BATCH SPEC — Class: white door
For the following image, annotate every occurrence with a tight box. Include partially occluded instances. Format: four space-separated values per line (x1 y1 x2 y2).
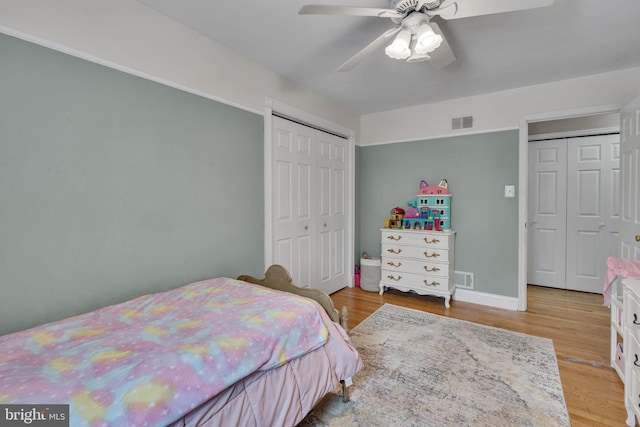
528 134 619 292
565 135 620 292
620 95 640 262
528 139 568 288
316 134 348 293
272 116 348 293
273 118 313 288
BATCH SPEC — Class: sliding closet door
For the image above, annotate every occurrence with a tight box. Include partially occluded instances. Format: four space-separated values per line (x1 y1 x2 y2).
271 116 348 294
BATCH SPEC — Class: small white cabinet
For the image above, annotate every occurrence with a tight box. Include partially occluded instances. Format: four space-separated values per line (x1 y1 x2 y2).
624 278 640 426
379 228 456 308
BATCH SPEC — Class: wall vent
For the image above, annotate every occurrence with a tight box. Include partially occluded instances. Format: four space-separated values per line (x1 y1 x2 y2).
451 115 474 130
454 270 474 289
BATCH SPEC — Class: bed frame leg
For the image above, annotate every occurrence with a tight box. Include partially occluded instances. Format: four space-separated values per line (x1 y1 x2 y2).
340 380 350 402
340 306 349 332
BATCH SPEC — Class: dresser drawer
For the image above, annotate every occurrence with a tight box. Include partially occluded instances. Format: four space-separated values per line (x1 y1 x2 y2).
626 288 640 346
630 370 640 421
381 256 450 278
628 334 640 376
382 244 450 263
627 333 640 420
381 230 452 249
381 269 449 291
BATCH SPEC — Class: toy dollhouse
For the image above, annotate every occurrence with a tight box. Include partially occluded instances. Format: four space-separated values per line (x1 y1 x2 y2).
404 179 451 231
384 207 405 229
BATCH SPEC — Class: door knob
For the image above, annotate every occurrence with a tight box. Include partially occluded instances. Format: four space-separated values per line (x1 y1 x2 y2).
636 235 640 242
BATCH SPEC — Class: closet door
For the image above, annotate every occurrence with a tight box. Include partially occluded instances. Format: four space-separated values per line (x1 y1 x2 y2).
528 139 568 288
565 135 620 292
273 117 314 288
271 116 348 293
529 134 619 292
317 134 348 293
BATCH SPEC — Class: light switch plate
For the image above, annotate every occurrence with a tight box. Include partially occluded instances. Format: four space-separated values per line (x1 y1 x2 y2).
504 185 515 198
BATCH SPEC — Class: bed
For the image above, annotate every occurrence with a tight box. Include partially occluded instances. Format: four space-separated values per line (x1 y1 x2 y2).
0 265 362 426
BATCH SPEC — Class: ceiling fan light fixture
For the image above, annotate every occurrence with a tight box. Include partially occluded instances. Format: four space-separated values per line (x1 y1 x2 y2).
415 23 443 54
392 29 411 52
406 39 431 62
385 29 412 59
385 43 411 59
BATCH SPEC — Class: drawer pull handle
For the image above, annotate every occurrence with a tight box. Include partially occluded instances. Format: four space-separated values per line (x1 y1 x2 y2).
387 261 402 267
424 280 440 287
423 237 440 244
387 275 402 281
634 313 640 325
387 235 402 241
423 252 440 258
387 248 402 254
424 266 440 273
635 354 640 367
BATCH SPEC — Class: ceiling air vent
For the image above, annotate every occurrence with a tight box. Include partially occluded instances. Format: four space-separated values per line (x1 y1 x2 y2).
451 115 473 130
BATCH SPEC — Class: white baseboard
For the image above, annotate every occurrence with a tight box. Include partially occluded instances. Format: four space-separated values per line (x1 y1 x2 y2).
453 288 519 311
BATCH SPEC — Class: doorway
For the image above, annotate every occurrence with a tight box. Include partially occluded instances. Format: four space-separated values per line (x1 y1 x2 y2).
527 133 620 293
518 105 622 310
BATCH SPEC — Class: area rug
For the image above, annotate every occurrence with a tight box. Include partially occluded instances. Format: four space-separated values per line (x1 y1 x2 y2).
299 303 570 427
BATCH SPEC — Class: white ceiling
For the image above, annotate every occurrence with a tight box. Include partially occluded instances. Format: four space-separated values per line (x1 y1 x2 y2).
138 0 640 115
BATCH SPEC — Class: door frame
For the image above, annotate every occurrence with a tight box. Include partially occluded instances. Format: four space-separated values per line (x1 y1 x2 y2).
263 97 356 285
517 104 622 310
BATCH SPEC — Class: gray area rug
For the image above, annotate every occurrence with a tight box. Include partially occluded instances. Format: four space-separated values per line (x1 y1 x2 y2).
300 303 570 427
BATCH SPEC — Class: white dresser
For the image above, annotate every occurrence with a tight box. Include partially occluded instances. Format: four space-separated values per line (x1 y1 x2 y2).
624 278 640 426
379 228 456 308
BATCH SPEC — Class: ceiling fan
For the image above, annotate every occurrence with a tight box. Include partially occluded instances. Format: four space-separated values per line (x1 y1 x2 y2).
299 0 554 71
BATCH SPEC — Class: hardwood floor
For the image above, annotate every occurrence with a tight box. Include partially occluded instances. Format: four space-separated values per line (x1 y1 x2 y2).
330 285 626 427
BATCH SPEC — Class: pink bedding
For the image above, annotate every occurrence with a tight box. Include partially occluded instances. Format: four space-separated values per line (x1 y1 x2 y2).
169 302 362 426
0 277 362 426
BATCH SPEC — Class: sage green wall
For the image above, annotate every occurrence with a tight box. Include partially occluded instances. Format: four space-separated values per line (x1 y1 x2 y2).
0 34 264 335
357 130 519 297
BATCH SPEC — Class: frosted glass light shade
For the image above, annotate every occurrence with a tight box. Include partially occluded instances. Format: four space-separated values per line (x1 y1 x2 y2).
385 29 412 59
415 23 443 54
391 29 411 53
385 43 411 59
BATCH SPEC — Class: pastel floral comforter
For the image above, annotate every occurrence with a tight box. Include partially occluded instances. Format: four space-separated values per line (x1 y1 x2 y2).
0 277 330 426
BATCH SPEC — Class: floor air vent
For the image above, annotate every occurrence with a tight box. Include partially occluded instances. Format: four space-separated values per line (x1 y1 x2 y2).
451 115 473 130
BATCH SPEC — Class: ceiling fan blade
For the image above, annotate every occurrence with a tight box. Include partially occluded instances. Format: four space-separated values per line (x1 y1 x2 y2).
439 0 554 20
427 22 456 69
299 5 403 19
336 27 401 72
